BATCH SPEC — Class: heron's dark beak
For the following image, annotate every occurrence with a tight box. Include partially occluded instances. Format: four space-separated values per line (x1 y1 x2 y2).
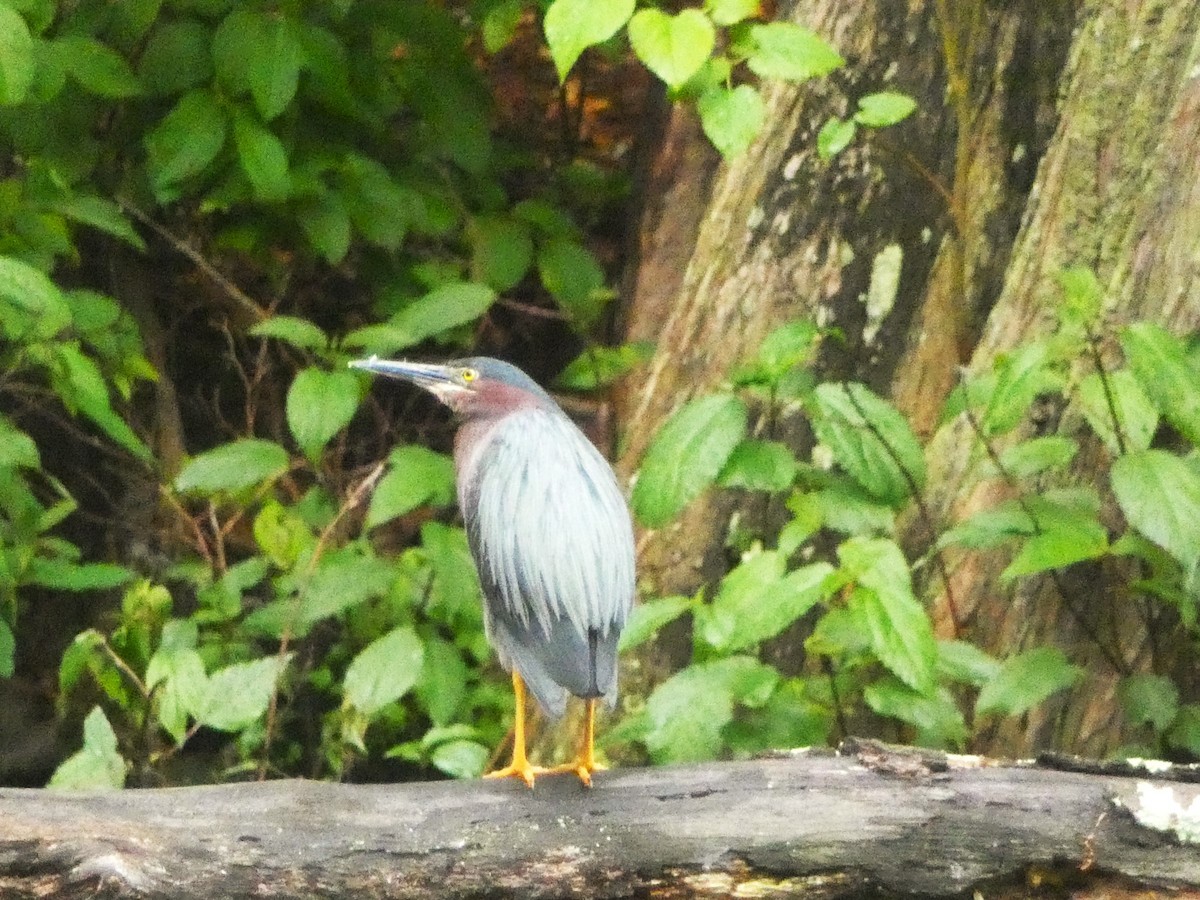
349 357 468 403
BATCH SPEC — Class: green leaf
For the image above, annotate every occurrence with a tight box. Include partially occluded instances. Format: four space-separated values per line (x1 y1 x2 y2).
0 618 13 678
812 382 925 506
628 8 715 88
389 281 497 347
139 19 213 96
642 656 774 763
555 342 654 390
1000 518 1108 581
48 706 126 790
995 436 1077 479
1055 266 1104 333
975 647 1082 718
53 195 146 251
701 554 832 653
340 154 424 250
1078 369 1157 454
286 367 360 463
416 637 469 726
618 595 693 652
232 108 290 202
482 0 525 53
213 9 303 120
864 678 967 747
0 417 39 468
936 639 1000 687
537 238 606 328
293 552 395 630
196 654 291 732
46 344 151 460
1111 449 1200 572
980 342 1057 436
431 739 489 779
938 499 1035 550
343 626 424 716
0 254 71 339
297 192 351 264
745 23 843 82
1167 704 1200 756
174 439 290 494
54 36 141 98
718 439 798 492
26 560 133 591
253 500 312 569
366 445 456 528
470 216 533 291
841 537 936 694
853 92 916 127
1119 673 1179 734
249 315 328 351
697 84 764 159
543 0 634 82
817 117 856 160
145 89 227 197
1121 322 1200 446
705 0 760 26
0 6 34 105
632 393 747 528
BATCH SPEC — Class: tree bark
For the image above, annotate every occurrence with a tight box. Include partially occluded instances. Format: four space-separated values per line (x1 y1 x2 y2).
2 746 1199 898
617 0 1200 755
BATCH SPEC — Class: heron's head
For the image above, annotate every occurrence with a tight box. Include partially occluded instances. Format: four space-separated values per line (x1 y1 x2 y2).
350 355 555 419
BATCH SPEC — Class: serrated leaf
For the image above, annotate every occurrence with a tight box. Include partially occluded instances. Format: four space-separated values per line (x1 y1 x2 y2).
295 552 395 629
232 107 290 202
718 439 797 491
543 0 635 82
46 344 151 460
53 196 146 251
1112 449 1200 572
1121 322 1200 446
1078 369 1157 454
55 35 141 98
145 89 227 196
936 639 1000 687
249 315 328 351
1119 673 1179 733
286 368 360 463
697 84 764 158
703 555 832 653
864 678 966 747
469 216 533 291
618 595 693 652
366 445 456 528
938 499 1035 550
389 281 497 347
854 91 916 127
537 238 606 328
817 117 856 160
981 342 1058 436
431 739 489 779
555 342 653 390
1000 519 1108 580
995 436 1078 479
196 654 291 732
175 439 290 494
632 393 747 528
812 382 925 506
343 626 424 716
841 537 935 694
0 6 34 105
629 8 714 88
0 255 71 340
0 417 39 468
48 706 126 790
975 647 1081 718
746 22 843 82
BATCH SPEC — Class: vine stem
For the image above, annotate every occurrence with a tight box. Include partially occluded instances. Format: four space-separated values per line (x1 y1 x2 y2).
840 383 962 634
257 461 387 780
956 379 1130 676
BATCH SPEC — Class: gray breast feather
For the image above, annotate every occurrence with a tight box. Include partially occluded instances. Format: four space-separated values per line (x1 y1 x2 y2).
463 407 635 643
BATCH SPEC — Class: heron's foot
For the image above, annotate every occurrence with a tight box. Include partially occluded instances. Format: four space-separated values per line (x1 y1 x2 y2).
484 758 545 789
545 756 607 788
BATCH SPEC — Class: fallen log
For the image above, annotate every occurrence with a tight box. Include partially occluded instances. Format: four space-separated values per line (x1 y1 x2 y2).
1 743 1197 898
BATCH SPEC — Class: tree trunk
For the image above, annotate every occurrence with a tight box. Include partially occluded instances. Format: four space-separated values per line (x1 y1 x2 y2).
2 746 1198 898
617 0 1200 755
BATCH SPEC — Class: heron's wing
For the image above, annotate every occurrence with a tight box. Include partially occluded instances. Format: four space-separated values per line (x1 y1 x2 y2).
462 408 634 684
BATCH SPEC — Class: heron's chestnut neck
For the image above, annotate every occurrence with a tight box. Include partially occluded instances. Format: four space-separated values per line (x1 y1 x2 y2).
450 378 552 420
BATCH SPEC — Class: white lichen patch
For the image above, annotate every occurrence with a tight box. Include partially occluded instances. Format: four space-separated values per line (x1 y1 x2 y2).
1113 781 1200 845
1123 757 1174 774
862 243 903 344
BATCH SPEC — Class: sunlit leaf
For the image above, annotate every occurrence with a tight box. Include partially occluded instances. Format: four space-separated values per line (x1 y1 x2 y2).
697 84 764 158
175 439 290 494
1112 449 1200 572
745 23 843 81
975 647 1081 718
628 8 714 88
543 0 634 82
286 367 360 462
343 626 424 716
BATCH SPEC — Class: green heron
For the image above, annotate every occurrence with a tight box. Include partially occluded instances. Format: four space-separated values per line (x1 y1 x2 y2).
350 356 635 787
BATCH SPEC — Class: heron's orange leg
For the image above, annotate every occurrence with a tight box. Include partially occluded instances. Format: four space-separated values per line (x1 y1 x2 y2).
546 698 606 787
485 672 545 788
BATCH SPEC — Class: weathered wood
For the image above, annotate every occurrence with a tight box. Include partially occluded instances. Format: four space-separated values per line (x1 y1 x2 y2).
2 747 1198 898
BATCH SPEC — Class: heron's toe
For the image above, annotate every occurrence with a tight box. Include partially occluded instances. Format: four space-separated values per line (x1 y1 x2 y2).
484 760 541 788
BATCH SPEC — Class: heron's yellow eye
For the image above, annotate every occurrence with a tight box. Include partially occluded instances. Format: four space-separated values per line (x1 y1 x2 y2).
460 367 478 383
